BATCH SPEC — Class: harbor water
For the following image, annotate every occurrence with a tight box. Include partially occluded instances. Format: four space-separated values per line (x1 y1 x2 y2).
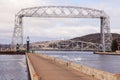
0 55 29 80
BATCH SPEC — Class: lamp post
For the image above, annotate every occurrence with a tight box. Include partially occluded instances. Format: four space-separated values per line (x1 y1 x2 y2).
26 36 30 53
16 43 20 52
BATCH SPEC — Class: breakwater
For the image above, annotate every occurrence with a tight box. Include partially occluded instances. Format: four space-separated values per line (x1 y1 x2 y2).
34 53 120 80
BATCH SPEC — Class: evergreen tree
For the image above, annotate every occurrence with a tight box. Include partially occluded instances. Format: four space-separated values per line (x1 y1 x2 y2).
111 39 118 51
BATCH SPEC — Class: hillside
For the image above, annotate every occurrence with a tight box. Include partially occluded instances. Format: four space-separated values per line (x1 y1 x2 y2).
30 33 120 49
71 33 120 43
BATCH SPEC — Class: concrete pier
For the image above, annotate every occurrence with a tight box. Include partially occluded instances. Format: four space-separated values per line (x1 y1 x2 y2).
27 53 99 80
27 53 120 80
94 52 120 55
0 51 25 55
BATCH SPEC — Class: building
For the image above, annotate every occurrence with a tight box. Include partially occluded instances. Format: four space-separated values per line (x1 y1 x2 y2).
116 38 120 50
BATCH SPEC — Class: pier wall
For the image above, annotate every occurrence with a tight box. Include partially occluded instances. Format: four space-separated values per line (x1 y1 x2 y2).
94 51 120 55
34 53 120 80
26 54 40 80
0 51 25 55
116 50 120 54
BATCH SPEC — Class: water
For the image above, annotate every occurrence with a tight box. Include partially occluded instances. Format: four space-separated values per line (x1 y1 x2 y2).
36 51 120 74
0 55 28 80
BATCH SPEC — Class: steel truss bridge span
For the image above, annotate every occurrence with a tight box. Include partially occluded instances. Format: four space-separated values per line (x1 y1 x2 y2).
34 40 99 51
12 6 111 52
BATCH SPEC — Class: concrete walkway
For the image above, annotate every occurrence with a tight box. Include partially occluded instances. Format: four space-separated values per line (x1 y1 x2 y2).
28 53 99 80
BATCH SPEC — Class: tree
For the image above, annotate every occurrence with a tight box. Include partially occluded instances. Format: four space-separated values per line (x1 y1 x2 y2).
111 39 118 52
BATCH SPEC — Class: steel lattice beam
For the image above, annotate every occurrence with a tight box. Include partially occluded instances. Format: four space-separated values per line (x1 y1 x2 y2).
31 40 99 51
11 6 111 51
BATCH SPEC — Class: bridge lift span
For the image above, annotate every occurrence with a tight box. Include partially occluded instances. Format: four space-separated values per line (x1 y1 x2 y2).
11 6 111 52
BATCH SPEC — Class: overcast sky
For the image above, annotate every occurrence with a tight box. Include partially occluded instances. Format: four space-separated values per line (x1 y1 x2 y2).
0 0 120 44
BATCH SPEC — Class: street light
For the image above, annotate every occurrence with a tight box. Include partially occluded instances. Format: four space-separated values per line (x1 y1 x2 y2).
26 36 30 52
16 43 20 52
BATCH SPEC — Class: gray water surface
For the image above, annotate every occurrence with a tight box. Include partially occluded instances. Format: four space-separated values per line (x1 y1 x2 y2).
36 51 120 74
0 55 28 80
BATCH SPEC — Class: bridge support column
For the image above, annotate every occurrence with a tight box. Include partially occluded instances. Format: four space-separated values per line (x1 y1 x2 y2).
12 16 23 50
101 17 105 52
100 17 111 52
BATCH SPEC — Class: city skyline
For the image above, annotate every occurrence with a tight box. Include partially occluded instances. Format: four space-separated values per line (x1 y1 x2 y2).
0 0 120 44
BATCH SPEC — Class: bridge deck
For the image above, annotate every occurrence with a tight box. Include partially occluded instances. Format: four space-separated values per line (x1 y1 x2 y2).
28 53 99 80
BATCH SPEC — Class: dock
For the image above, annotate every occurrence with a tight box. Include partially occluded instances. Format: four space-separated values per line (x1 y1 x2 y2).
0 51 25 55
94 51 120 55
27 53 98 80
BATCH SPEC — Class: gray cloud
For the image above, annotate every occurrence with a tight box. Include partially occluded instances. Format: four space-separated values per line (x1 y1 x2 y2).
0 0 120 44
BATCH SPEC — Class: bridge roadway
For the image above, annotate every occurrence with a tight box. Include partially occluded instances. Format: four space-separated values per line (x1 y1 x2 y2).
28 53 99 80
